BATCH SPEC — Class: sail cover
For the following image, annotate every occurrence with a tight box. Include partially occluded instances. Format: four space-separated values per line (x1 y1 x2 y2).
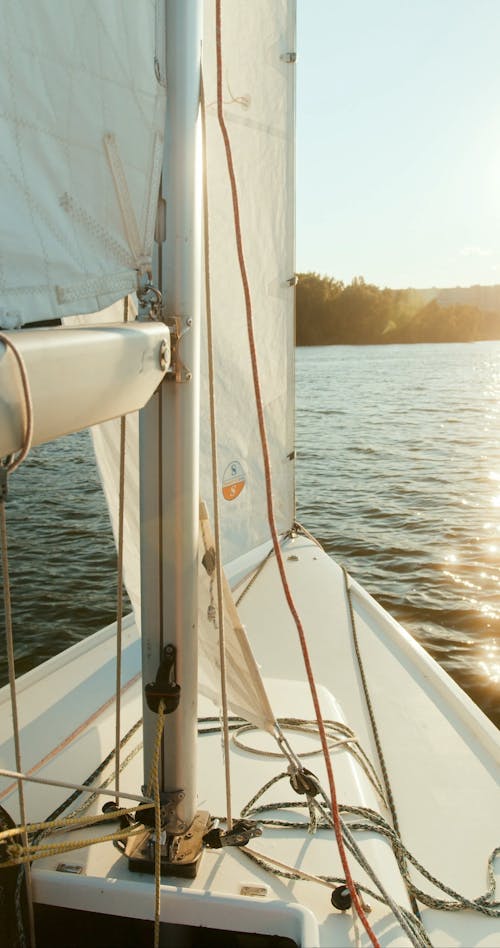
0 0 165 327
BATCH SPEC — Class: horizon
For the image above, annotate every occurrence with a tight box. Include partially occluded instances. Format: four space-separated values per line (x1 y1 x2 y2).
295 272 500 293
296 1 500 290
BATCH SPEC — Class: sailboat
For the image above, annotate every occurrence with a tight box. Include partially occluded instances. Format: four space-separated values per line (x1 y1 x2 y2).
0 2 498 946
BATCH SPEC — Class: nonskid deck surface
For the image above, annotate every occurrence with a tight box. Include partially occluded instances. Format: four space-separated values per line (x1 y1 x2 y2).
1 536 499 946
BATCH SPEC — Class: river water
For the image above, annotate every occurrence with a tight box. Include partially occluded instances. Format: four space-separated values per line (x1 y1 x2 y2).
296 342 500 727
1 341 499 727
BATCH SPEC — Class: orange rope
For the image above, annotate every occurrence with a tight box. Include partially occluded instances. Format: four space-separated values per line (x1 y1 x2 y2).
214 5 379 945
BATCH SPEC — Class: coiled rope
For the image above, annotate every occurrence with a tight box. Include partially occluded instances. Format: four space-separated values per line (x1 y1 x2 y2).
239 773 500 918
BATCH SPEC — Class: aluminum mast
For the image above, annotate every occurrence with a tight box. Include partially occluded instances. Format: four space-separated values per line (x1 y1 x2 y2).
138 0 203 851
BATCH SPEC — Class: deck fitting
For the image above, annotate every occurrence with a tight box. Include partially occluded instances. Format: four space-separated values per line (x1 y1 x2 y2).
126 809 211 879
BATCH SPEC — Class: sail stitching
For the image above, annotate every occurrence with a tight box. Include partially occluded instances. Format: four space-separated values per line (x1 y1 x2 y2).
55 271 135 305
1 16 53 300
59 191 133 268
0 154 86 274
104 134 145 265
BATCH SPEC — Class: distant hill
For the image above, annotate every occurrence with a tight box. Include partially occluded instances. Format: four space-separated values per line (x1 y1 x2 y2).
296 274 500 346
414 285 500 312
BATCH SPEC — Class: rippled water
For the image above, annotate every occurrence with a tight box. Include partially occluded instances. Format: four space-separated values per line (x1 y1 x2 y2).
0 341 499 728
296 342 500 727
0 433 123 679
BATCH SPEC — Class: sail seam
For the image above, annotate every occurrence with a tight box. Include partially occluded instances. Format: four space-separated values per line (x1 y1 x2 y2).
143 133 164 249
59 192 132 268
56 272 135 305
104 133 151 273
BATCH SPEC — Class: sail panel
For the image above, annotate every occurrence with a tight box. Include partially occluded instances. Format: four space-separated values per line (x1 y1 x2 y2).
200 0 296 562
0 1 165 326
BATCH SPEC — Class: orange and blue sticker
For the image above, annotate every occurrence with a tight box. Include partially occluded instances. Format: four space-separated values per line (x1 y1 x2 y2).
222 461 246 501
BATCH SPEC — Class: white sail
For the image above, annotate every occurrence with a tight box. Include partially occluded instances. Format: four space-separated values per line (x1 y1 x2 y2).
198 505 276 732
200 0 296 563
0 0 165 327
68 1 296 729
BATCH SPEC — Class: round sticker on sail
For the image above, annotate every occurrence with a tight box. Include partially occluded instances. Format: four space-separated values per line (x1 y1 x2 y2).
222 461 246 501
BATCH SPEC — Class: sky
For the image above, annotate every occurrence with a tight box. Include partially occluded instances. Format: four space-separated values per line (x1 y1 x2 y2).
296 0 500 289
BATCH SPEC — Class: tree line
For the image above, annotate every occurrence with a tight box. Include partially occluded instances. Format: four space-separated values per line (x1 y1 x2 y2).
296 273 500 345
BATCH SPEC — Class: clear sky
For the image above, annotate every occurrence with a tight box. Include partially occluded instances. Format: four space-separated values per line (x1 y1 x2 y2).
296 0 500 289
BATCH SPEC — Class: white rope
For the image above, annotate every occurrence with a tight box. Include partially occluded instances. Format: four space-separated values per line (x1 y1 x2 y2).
0 768 149 805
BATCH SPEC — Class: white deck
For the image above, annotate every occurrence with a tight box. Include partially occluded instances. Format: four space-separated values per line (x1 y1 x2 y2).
1 535 499 946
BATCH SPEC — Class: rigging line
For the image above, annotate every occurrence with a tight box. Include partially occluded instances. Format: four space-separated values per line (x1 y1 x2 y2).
145 700 167 948
115 294 129 804
0 768 148 806
0 334 36 946
214 6 379 946
200 72 233 831
341 566 422 921
0 673 141 803
234 545 276 607
33 718 143 845
0 503 37 948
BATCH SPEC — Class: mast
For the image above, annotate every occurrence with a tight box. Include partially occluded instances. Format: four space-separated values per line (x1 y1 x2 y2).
138 0 203 842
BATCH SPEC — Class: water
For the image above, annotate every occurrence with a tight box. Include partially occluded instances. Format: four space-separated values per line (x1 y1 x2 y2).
0 342 499 727
296 342 500 727
0 434 122 679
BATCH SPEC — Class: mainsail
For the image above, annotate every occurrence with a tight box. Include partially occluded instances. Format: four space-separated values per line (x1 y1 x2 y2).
0 0 165 326
2 0 296 730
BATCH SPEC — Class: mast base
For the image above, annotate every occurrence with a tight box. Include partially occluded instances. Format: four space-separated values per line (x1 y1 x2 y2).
126 810 211 879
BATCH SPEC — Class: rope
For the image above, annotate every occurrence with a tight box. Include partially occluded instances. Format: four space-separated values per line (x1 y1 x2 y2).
234 545 275 608
114 295 129 804
240 774 426 944
0 673 141 804
214 6 378 944
1 706 167 947
201 73 233 832
341 566 422 918
231 717 386 802
0 767 145 806
238 770 499 933
146 700 167 948
0 332 36 946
